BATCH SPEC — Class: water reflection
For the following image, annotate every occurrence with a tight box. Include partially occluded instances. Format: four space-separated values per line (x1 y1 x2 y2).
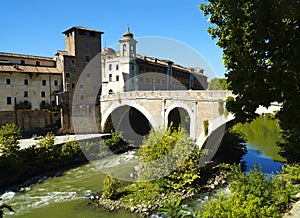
238 116 285 174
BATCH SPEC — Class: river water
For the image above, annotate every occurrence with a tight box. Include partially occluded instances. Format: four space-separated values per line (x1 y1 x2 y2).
1 116 283 218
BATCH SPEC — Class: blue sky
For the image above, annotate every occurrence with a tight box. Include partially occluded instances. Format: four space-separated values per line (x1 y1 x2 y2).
1 0 225 78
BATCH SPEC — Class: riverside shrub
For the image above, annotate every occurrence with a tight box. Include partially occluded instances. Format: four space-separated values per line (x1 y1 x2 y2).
201 165 296 218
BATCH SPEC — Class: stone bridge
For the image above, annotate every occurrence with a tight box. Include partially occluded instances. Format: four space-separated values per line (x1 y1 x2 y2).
99 90 234 148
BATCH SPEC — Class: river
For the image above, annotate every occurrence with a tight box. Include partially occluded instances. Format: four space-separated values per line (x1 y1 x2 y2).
1 116 283 217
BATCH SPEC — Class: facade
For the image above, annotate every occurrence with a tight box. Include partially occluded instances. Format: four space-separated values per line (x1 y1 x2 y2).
101 28 207 95
0 52 62 133
0 26 207 135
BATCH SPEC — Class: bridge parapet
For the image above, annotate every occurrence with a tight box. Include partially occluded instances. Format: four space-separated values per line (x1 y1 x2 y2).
100 90 233 102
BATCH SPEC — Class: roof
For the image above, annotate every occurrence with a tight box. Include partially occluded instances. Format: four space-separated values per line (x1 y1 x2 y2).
0 52 54 61
0 65 60 74
56 50 75 57
123 27 134 38
63 26 104 34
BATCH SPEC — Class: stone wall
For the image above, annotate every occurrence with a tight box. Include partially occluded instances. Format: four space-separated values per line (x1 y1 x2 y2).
0 110 60 135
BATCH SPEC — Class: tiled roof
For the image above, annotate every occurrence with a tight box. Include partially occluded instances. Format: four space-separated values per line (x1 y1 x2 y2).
0 52 54 61
0 65 60 74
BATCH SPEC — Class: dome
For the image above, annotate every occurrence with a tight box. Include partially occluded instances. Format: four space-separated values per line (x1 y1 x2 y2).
123 27 134 38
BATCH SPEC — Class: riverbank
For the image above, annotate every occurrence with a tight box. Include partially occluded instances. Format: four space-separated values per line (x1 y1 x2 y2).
91 164 230 217
0 132 132 191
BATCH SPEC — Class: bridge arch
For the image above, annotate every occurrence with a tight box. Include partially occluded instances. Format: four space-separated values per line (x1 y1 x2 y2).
101 100 158 145
165 102 195 139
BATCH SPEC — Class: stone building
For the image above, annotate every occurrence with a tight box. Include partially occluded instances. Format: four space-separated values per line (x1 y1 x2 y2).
101 28 207 95
0 26 207 135
0 52 62 134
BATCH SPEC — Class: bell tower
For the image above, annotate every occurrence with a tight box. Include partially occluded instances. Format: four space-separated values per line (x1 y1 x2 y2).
119 27 137 58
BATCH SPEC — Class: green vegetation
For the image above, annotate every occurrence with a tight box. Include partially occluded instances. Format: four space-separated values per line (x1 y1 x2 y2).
208 78 228 90
218 99 224 115
102 173 120 199
100 127 203 212
200 1 300 163
158 198 190 218
203 120 209 136
200 164 299 218
0 124 122 188
0 123 21 157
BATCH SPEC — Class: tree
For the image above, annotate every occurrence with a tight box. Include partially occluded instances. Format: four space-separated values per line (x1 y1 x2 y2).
208 78 228 90
200 1 300 161
0 123 21 157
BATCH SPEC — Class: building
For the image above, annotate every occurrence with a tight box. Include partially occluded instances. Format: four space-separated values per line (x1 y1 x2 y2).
101 28 207 95
0 52 62 133
0 26 207 135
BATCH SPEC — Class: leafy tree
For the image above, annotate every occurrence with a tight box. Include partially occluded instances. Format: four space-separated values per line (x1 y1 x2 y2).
0 123 21 157
200 1 300 162
208 78 228 90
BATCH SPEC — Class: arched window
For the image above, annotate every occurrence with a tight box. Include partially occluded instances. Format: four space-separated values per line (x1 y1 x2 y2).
108 89 113 95
123 44 127 56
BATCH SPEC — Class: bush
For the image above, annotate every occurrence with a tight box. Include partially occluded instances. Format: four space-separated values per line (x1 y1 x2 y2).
100 131 121 151
138 127 202 191
201 164 296 218
0 123 21 157
203 120 209 136
119 182 161 205
102 173 120 199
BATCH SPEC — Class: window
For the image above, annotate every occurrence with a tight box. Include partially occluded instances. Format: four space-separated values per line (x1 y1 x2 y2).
109 64 112 70
36 61 40 66
42 80 46 86
21 60 25 65
72 83 75 89
131 65 134 70
85 43 90 50
66 72 70 78
116 75 119 81
41 91 46 97
41 101 46 106
24 91 28 98
71 60 75 64
6 78 11 85
123 44 126 51
24 79 28 85
85 56 90 63
87 73 91 78
139 66 144 72
7 97 12 105
80 84 83 89
116 64 119 70
109 74 112 82
108 89 113 95
80 95 84 100
54 80 58 86
146 67 150 72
